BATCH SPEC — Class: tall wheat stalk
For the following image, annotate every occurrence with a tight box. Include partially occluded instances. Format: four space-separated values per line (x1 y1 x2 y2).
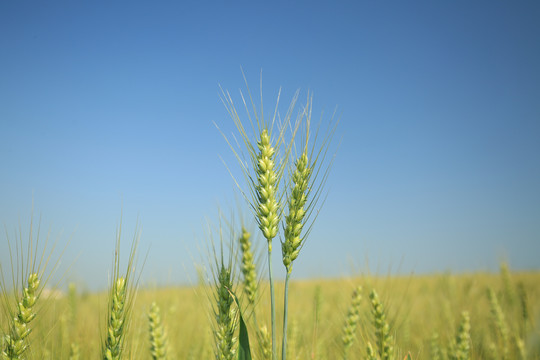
220 74 337 360
219 73 299 360
281 94 336 360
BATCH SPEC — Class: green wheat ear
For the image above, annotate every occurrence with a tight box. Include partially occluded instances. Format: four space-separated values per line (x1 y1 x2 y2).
214 264 237 360
282 150 311 274
281 94 337 275
148 302 168 360
2 273 39 359
257 326 272 360
451 311 471 360
369 289 394 360
1 211 65 360
239 227 258 308
255 128 280 246
102 223 140 360
488 288 509 360
341 285 362 360
104 277 127 360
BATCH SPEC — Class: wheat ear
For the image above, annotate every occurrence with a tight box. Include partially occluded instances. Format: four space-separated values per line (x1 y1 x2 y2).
1 273 39 359
257 325 272 360
219 75 300 360
214 264 237 360
488 288 509 360
148 302 168 360
239 227 257 309
341 285 362 360
102 223 139 360
370 289 393 360
451 311 471 360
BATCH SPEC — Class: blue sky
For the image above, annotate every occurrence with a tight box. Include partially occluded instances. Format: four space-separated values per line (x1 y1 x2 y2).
1 1 539 290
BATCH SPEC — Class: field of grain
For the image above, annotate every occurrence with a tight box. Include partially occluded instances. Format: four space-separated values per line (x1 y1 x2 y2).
2 267 539 359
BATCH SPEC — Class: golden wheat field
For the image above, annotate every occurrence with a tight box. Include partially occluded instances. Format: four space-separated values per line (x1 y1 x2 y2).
2 266 539 359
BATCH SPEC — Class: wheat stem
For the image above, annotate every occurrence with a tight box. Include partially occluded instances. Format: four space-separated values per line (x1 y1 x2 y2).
281 272 291 360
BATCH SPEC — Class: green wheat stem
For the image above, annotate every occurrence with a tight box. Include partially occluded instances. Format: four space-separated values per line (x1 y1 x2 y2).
268 247 277 360
281 272 291 360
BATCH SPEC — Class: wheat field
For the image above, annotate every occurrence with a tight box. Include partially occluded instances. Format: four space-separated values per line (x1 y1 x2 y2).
2 266 538 359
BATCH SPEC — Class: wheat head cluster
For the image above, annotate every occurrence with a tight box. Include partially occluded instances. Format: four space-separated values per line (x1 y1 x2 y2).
1 79 539 359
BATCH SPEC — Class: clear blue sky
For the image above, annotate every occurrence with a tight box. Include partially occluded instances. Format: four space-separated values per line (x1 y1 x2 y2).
1 1 539 290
